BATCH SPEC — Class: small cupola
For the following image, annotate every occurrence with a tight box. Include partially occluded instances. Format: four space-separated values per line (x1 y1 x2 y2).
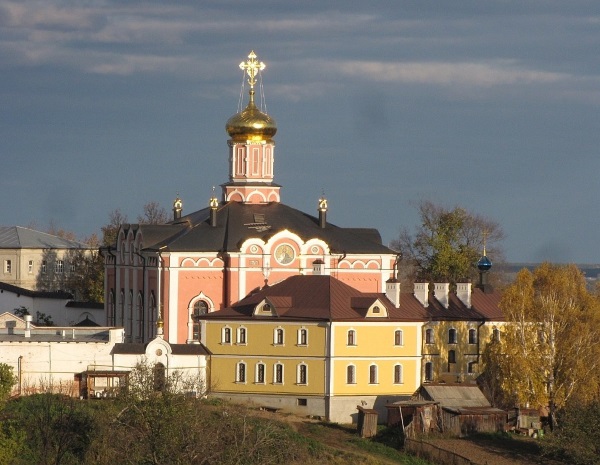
173 195 183 220
209 193 219 227
318 196 327 228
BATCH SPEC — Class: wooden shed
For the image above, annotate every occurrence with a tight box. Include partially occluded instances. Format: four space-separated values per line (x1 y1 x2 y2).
390 384 507 438
386 400 440 438
356 406 378 438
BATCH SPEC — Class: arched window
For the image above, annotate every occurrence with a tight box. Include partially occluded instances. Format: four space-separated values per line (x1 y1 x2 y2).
119 290 125 326
347 329 356 346
468 328 477 344
191 300 209 341
467 361 477 374
148 292 156 338
108 290 115 326
153 363 166 392
369 364 378 384
298 328 308 346
493 328 501 342
297 364 307 385
394 364 403 384
237 327 247 344
222 327 232 344
274 363 284 384
425 362 433 382
128 290 133 339
274 328 284 345
394 329 403 346
137 292 144 341
347 365 356 384
236 362 246 383
448 328 457 344
256 363 265 384
425 328 435 344
448 349 456 364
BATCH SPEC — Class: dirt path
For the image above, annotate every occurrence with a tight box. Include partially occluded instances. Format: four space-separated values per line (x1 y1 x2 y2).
428 437 564 465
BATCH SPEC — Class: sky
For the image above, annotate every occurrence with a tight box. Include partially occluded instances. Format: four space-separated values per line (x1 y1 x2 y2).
1 1 599 264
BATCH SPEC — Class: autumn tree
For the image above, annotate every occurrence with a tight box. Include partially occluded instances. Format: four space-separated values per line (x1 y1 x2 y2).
392 200 504 284
482 263 600 428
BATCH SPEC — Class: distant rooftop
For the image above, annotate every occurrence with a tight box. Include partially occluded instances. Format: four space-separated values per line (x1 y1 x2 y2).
0 226 89 249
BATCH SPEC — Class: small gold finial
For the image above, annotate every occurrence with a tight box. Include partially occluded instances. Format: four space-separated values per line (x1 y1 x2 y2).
318 196 328 212
239 50 265 89
173 194 182 210
209 186 219 208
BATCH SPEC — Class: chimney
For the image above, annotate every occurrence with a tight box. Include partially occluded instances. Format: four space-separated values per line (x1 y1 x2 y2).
318 196 327 228
173 196 183 220
456 282 472 307
24 315 32 338
386 278 401 308
209 196 219 227
434 283 450 308
414 283 429 307
312 259 325 275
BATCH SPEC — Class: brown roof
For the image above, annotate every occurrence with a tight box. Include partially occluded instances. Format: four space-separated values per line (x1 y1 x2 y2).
199 275 503 323
201 275 428 322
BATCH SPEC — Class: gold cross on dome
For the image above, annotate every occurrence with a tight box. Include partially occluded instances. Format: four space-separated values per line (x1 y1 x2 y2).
239 50 265 88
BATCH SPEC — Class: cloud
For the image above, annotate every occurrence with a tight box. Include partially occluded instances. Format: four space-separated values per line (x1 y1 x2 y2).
333 59 570 87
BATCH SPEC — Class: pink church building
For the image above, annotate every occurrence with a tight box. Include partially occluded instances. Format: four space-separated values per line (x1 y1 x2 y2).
103 52 397 344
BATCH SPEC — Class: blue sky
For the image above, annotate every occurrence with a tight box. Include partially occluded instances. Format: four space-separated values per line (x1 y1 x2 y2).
1 1 599 263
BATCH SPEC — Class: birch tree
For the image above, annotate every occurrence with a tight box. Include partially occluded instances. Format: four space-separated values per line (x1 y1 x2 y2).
483 263 600 428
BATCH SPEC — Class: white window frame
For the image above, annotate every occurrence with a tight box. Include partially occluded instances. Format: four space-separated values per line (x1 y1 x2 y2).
55 259 64 274
28 260 34 274
4 260 11 274
273 327 284 346
297 363 308 385
297 328 308 346
273 362 284 385
236 361 247 383
222 326 232 344
237 326 247 345
255 362 266 384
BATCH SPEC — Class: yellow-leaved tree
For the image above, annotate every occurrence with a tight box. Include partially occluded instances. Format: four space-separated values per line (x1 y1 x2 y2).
483 263 600 429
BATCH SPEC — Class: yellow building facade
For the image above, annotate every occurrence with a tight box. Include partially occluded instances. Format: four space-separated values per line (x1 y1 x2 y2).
200 276 503 423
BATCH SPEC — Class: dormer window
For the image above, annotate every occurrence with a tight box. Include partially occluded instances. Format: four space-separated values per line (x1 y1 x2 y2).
262 303 271 313
373 306 380 314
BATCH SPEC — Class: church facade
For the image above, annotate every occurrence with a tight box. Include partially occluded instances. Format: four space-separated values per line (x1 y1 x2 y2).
103 52 397 344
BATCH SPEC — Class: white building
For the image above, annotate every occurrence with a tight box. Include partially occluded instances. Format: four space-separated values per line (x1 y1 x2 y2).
0 312 208 398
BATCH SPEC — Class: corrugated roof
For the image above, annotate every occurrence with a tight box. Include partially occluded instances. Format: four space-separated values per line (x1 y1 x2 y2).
420 384 492 408
0 226 89 249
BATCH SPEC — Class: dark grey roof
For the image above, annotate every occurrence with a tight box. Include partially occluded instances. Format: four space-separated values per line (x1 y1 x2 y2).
0 281 73 299
0 226 89 249
125 201 393 255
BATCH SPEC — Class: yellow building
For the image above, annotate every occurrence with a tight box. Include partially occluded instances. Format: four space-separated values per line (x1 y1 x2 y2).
199 274 425 423
199 271 503 423
415 282 503 384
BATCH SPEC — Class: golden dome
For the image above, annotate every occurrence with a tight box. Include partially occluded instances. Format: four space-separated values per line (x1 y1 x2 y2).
226 89 277 142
